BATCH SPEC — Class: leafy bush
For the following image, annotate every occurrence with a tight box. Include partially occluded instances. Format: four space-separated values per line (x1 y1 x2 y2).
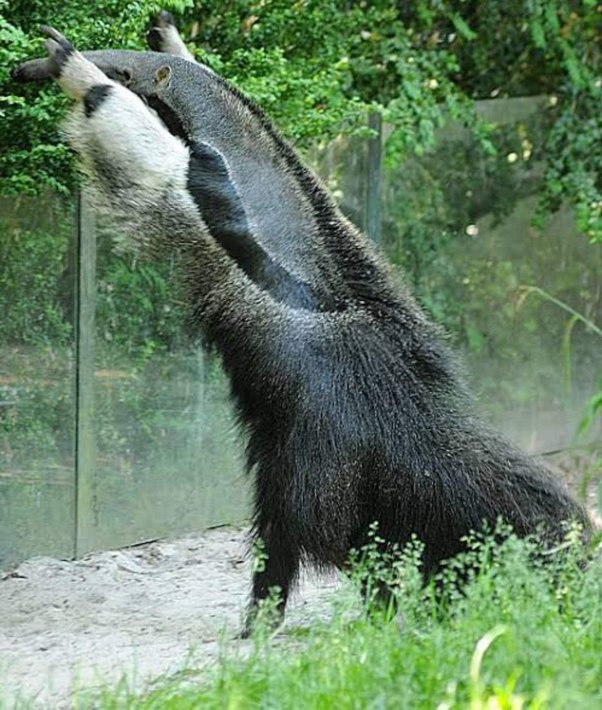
1 1 600 240
0 213 72 346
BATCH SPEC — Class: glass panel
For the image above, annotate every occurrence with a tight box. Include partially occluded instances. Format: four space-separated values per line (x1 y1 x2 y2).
378 97 602 453
314 98 601 454
414 198 602 453
0 194 76 567
77 203 247 555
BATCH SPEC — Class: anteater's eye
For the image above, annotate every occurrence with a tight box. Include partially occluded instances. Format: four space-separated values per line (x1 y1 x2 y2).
110 67 132 86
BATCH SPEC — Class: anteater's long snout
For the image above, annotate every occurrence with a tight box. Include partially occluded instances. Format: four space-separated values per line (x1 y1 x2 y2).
12 47 177 87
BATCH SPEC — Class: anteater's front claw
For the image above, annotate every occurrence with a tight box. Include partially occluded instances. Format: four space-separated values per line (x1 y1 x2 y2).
40 25 75 76
39 25 74 52
11 26 75 82
11 58 53 82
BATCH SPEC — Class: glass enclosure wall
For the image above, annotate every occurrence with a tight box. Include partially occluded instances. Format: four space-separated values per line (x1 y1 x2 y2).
1 97 600 567
316 97 602 455
0 193 247 567
0 195 76 567
75 196 248 555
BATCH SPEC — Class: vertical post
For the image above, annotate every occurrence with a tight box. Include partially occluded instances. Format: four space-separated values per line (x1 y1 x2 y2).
74 190 96 557
365 112 383 244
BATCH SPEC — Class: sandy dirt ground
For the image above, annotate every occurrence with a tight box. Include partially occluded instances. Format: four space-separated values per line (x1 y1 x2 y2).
0 527 340 708
1 478 599 709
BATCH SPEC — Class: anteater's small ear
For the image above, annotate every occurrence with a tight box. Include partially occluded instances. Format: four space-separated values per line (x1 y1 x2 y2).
154 65 172 86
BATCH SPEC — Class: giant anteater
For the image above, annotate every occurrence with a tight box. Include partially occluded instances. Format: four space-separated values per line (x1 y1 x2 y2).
14 20 590 634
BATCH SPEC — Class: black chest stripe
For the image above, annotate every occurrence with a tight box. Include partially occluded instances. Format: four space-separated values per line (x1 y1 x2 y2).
187 141 327 311
143 96 338 311
146 95 189 143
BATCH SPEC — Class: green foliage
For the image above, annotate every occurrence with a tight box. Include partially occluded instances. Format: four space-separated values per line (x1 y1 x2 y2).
0 210 72 346
96 252 185 359
1 1 600 237
537 90 602 242
91 530 601 709
0 345 74 465
580 385 602 437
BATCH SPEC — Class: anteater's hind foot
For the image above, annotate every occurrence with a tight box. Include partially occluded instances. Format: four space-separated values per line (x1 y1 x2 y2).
239 602 285 640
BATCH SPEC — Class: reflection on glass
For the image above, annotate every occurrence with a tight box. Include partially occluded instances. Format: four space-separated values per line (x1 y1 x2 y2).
0 195 76 567
80 212 247 554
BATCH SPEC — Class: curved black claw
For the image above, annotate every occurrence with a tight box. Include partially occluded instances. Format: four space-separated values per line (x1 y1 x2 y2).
39 25 74 53
11 58 52 82
146 28 163 53
39 25 75 76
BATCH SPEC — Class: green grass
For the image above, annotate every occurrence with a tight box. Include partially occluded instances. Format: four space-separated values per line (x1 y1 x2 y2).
92 529 601 710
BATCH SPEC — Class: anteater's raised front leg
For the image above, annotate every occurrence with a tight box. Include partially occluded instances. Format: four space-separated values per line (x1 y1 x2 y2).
35 28 197 257
147 11 196 62
27 27 337 355
15 25 353 312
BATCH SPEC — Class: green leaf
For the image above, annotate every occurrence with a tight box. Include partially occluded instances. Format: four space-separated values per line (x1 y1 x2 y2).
451 15 477 41
466 325 485 353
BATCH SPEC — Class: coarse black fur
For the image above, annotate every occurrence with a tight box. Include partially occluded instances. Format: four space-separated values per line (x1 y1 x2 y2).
15 28 591 636
177 75 591 632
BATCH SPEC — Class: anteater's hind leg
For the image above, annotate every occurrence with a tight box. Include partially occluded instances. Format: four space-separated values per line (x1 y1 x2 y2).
241 513 301 638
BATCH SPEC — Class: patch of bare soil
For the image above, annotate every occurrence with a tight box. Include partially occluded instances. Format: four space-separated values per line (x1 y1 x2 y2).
0 528 340 708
